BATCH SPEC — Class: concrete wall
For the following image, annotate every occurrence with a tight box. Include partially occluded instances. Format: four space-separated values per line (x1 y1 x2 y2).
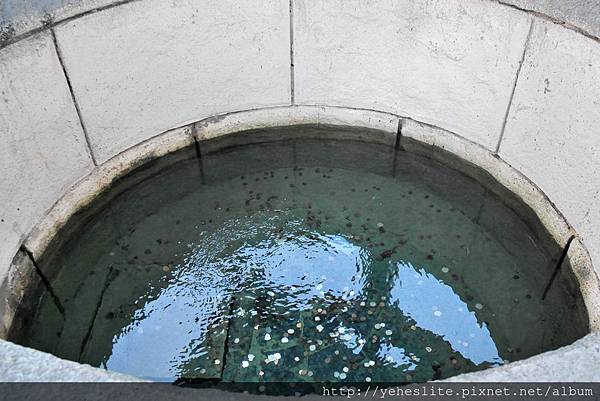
499 18 600 270
53 0 290 163
0 32 94 280
1 0 599 382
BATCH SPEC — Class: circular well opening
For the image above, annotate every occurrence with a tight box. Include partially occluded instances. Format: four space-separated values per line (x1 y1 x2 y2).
9 126 589 387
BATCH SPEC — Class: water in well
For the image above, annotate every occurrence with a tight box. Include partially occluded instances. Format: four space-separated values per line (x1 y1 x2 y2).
16 132 587 384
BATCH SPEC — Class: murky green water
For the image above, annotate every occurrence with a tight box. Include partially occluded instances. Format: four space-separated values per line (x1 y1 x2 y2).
19 135 587 384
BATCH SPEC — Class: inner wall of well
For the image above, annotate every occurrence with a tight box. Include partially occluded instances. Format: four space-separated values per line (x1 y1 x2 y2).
8 127 590 381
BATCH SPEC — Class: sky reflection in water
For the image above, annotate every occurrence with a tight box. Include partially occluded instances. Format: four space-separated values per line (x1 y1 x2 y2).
26 150 581 384
104 220 501 381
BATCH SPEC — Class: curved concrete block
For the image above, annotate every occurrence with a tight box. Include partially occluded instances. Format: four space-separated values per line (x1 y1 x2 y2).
0 0 599 384
0 231 19 293
0 32 94 277
447 330 600 381
293 0 532 150
0 339 140 381
53 0 291 163
194 105 399 145
501 0 600 40
500 19 600 271
400 118 572 247
580 191 600 272
0 1 117 46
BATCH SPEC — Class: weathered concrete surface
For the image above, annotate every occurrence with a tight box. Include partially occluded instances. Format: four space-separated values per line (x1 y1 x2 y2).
0 0 599 384
580 192 600 277
4 1 600 51
568 238 600 331
0 0 116 46
448 331 600 381
501 0 600 40
54 0 291 163
194 105 399 146
0 231 20 297
0 251 37 339
0 32 94 283
2 328 599 383
401 118 573 249
402 118 600 331
0 338 140 381
25 125 194 262
293 0 532 151
499 19 600 273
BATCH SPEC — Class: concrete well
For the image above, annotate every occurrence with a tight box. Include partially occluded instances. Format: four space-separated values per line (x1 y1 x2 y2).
1 0 600 382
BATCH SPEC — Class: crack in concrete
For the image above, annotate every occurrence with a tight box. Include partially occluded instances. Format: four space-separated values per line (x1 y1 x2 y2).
78 265 118 361
51 28 98 166
19 245 65 317
542 234 575 300
495 17 534 155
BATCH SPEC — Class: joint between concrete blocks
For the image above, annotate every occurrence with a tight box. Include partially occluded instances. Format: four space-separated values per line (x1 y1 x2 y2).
495 17 535 155
395 119 404 151
542 235 576 300
51 28 98 167
78 265 117 360
495 0 600 45
18 245 65 317
190 124 206 182
0 0 141 51
289 0 295 106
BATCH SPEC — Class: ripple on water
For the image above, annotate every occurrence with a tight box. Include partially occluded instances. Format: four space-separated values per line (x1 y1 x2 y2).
22 138 587 383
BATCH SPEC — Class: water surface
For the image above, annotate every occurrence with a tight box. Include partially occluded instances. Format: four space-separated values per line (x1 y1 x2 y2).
21 136 587 383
